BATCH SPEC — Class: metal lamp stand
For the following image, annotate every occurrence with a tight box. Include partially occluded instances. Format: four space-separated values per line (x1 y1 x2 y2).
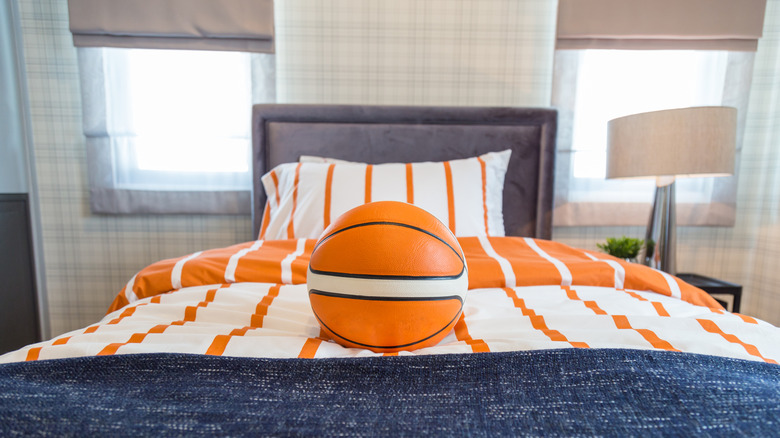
640 179 676 275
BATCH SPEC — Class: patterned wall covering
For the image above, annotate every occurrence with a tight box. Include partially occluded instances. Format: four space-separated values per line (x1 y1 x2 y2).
17 0 778 337
18 0 252 337
276 0 557 106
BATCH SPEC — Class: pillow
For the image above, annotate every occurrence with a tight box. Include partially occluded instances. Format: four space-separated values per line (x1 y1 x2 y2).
298 155 354 164
259 150 511 239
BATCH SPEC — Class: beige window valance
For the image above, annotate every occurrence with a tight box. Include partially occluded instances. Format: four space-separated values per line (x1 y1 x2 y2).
67 0 274 53
556 0 767 51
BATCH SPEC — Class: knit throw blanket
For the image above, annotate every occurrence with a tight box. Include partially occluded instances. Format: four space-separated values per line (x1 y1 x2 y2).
1 348 778 436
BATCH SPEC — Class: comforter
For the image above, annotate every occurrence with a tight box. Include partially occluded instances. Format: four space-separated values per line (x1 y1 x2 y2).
1 237 779 435
3 237 777 364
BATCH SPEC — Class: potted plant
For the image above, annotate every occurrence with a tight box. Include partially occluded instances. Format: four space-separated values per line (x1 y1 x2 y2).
597 236 644 262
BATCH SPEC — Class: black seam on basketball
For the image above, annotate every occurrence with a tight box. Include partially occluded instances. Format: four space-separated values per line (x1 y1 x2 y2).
309 289 464 303
310 302 464 350
311 221 466 273
308 266 466 281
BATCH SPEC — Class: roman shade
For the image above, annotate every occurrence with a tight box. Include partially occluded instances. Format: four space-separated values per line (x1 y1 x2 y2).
67 0 274 53
556 0 767 51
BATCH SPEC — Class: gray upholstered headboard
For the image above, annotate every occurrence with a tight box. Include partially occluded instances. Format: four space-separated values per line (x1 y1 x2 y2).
251 104 557 240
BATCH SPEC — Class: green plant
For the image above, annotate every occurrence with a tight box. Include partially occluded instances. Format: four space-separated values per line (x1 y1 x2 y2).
597 236 644 259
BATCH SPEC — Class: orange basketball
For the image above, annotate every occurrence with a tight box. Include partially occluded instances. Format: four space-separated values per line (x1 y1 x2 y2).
307 201 468 353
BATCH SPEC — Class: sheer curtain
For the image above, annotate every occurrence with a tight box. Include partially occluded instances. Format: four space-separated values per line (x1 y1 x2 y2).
553 50 754 226
68 0 275 214
552 0 766 227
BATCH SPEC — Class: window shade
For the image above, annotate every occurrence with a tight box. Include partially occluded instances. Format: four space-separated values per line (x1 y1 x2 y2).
67 0 274 53
556 0 767 51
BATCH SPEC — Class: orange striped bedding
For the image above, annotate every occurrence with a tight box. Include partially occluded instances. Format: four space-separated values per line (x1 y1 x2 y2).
259 151 511 240
2 237 778 364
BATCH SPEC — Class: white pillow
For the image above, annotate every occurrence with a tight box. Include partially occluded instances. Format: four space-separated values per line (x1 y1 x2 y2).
298 155 354 164
259 150 511 239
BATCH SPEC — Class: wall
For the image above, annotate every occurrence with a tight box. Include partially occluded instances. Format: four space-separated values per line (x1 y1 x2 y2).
18 0 251 337
276 0 557 106
17 0 779 336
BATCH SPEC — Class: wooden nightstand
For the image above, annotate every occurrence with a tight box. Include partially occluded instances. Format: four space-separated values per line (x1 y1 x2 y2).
677 273 742 313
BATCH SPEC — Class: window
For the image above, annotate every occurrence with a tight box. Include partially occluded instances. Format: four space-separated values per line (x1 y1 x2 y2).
107 49 252 191
79 48 275 214
552 49 754 226
67 0 275 214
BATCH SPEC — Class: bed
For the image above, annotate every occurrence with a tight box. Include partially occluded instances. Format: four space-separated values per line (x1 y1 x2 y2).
1 104 778 436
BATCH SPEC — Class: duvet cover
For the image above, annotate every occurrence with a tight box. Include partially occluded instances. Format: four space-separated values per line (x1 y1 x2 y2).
3 236 777 364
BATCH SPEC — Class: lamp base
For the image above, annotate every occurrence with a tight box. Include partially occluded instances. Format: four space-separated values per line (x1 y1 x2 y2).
639 180 676 275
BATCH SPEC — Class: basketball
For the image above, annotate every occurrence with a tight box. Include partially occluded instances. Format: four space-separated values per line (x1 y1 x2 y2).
307 201 468 353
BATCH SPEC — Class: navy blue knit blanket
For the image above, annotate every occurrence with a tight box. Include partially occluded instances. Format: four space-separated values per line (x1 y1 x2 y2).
1 348 778 437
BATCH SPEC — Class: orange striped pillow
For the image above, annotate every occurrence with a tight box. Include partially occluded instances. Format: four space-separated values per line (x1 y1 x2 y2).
259 150 511 239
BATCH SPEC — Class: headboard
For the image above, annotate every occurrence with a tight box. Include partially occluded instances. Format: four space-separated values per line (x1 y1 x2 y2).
251 104 557 240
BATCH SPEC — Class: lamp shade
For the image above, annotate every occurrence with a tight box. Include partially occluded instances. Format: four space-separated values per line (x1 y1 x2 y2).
606 106 736 180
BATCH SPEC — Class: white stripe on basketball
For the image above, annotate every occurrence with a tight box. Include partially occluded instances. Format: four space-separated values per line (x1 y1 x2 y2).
307 268 468 299
477 235 516 287
524 238 573 287
171 251 203 290
281 239 307 284
224 240 264 283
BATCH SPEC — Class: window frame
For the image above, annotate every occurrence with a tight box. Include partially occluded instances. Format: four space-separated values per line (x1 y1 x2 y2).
78 47 275 214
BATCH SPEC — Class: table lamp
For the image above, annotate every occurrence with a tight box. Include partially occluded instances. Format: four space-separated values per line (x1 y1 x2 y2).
606 107 737 275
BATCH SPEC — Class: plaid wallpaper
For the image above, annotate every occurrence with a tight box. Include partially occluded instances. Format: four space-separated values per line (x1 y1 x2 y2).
16 0 779 337
276 0 557 106
18 0 252 337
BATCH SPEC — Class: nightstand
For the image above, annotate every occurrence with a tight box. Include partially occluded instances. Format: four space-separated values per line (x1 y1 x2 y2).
0 194 41 354
677 273 741 313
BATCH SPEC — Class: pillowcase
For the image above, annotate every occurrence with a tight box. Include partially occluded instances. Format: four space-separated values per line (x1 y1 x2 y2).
298 155 354 164
259 149 511 239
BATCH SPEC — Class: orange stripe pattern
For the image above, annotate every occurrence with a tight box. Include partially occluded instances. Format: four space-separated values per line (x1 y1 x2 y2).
106 236 722 315
298 338 323 359
257 151 512 240
504 288 588 348
10 236 777 365
477 156 489 234
364 164 373 203
106 239 309 313
99 286 224 356
206 285 282 356
697 319 777 364
323 164 335 228
453 314 490 353
405 162 414 204
442 161 456 234
286 163 302 239
611 315 679 352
